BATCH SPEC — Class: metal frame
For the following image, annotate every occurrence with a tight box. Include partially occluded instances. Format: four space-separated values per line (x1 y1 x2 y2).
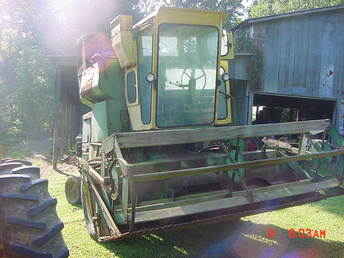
69 119 342 240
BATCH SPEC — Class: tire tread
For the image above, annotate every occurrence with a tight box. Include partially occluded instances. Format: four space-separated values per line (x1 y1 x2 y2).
27 198 57 217
7 217 47 230
32 223 64 247
1 160 69 257
9 243 52 258
0 193 39 201
20 178 48 192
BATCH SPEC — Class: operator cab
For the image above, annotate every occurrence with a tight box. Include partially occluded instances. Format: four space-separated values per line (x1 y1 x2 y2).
157 24 218 127
78 8 235 132
112 8 234 130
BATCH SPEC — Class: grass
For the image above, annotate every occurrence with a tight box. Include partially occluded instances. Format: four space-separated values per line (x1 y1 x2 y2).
31 158 344 258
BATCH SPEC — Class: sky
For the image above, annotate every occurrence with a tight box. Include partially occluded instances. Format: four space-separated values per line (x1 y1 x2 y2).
241 0 254 18
242 0 254 8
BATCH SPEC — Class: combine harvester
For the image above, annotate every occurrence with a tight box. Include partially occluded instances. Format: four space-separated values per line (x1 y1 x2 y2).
64 7 344 241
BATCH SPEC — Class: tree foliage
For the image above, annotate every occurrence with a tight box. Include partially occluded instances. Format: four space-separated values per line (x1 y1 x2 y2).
0 1 56 145
0 0 244 149
250 0 344 18
138 0 244 28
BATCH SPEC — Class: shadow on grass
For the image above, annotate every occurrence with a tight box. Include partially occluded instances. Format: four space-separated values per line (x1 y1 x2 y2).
311 195 344 217
99 220 344 258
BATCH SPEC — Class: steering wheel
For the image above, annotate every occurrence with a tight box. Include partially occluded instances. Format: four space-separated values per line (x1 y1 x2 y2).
181 68 207 90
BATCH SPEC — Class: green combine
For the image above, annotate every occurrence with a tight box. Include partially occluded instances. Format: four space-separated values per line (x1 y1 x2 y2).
64 7 344 241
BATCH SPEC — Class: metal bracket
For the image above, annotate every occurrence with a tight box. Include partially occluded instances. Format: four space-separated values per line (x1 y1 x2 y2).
241 180 254 203
89 180 121 237
129 180 137 232
225 176 233 198
93 215 101 236
103 177 112 185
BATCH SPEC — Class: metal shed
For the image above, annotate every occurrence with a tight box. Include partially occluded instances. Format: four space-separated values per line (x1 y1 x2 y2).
232 5 344 133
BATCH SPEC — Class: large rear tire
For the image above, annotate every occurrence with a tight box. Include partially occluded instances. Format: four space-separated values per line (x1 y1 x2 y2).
0 159 69 258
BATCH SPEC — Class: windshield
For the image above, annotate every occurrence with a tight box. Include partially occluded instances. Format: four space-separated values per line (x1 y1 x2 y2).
157 24 219 127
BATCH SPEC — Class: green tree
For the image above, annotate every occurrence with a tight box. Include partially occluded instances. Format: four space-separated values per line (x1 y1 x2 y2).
0 0 244 150
137 0 244 28
250 0 344 18
0 0 144 148
0 1 56 144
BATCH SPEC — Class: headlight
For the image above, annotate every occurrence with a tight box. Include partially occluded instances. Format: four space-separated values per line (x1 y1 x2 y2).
145 73 155 83
222 72 230 82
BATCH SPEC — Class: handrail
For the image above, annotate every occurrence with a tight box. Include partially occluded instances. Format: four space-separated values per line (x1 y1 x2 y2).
132 148 344 182
114 119 330 148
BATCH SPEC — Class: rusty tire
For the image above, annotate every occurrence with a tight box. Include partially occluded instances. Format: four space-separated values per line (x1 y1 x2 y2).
0 161 69 258
65 176 81 205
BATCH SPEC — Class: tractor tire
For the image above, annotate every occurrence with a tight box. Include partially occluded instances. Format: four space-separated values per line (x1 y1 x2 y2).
0 160 69 258
65 176 81 205
80 179 97 240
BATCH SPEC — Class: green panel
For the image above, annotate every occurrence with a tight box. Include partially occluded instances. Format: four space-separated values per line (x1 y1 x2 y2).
88 61 129 141
126 71 137 103
232 80 249 125
225 138 246 183
99 61 123 98
105 62 129 133
92 101 108 142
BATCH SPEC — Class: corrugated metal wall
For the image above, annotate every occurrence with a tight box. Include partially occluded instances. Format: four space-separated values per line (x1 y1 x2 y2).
249 10 344 99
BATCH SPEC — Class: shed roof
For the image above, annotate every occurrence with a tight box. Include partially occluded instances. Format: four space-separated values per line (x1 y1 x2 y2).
235 4 344 30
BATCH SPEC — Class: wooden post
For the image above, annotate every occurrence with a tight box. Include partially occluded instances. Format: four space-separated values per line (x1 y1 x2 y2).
52 66 62 168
